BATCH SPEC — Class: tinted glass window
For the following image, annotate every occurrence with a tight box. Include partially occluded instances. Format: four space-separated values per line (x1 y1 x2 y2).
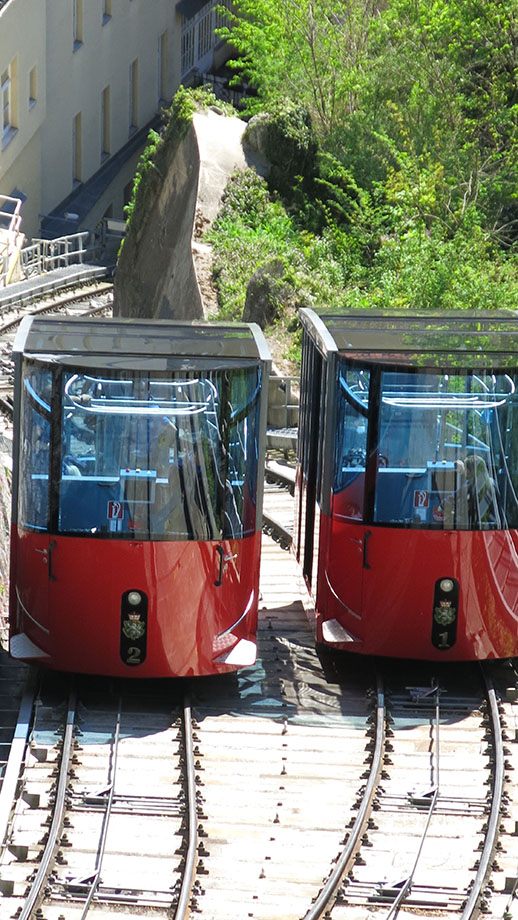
19 362 261 540
18 365 52 530
58 367 261 539
374 370 518 529
333 363 370 520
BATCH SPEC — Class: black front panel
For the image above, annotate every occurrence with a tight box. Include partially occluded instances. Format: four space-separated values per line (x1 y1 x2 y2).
431 578 459 650
120 589 148 666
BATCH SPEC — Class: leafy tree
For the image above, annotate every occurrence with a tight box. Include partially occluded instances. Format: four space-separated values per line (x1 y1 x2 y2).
218 0 381 135
210 0 518 329
360 0 518 241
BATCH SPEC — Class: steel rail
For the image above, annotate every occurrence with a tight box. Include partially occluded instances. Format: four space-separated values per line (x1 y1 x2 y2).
301 674 386 920
262 509 293 548
0 275 112 317
77 697 122 919
0 283 113 335
19 681 77 920
384 683 441 919
174 697 199 919
460 665 504 920
0 669 38 853
0 287 113 423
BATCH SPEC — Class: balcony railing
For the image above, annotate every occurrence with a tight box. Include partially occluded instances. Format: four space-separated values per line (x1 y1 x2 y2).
181 0 232 79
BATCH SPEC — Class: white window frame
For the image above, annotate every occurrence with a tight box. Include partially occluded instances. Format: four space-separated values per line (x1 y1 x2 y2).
129 59 138 132
29 66 37 109
73 0 83 49
1 69 11 137
101 85 110 159
157 32 167 104
73 112 82 185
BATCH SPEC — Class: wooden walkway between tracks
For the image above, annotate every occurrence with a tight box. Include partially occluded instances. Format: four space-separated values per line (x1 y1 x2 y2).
260 486 313 636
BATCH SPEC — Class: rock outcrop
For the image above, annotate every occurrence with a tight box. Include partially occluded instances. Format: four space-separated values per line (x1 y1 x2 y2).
243 258 292 329
114 106 267 320
114 122 203 320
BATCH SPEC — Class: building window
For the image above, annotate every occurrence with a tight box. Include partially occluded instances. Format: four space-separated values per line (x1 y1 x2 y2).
101 86 110 158
103 0 112 24
73 0 83 49
158 31 167 104
2 59 17 146
129 59 138 132
2 69 11 136
29 66 37 109
73 112 82 184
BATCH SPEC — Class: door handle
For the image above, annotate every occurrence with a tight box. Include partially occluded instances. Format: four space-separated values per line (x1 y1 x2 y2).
35 544 57 581
363 530 372 570
48 540 57 581
214 545 225 586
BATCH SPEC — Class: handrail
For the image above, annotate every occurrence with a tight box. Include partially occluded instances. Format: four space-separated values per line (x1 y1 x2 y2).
0 194 23 236
1 230 92 287
0 195 24 287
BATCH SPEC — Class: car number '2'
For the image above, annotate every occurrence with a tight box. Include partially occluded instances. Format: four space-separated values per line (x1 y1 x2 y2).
126 646 142 665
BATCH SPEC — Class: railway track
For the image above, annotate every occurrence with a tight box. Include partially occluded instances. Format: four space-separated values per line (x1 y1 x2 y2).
183 522 518 920
2 642 518 919
321 663 508 920
0 277 114 421
0 674 199 919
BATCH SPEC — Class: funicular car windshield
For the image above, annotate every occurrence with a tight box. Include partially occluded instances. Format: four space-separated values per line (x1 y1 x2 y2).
19 362 261 540
333 359 518 529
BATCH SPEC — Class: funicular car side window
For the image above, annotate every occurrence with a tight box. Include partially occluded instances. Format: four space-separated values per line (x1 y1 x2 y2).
374 368 518 529
19 364 52 530
332 362 370 520
223 366 261 537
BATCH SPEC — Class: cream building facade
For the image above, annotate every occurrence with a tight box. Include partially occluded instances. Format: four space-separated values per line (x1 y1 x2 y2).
0 0 184 242
0 0 46 241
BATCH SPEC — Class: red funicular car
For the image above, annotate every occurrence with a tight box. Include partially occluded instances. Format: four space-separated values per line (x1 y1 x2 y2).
295 309 518 660
10 316 270 677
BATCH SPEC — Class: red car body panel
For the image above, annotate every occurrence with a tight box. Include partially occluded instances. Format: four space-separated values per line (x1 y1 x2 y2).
315 509 518 660
10 527 261 677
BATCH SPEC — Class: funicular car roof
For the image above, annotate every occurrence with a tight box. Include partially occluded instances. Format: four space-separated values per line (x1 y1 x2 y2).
299 308 518 369
14 316 269 366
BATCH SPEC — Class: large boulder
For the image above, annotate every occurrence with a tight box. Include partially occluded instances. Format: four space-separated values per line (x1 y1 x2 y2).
242 259 292 329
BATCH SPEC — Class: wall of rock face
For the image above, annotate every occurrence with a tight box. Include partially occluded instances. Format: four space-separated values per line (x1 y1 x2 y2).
114 105 268 321
114 122 204 321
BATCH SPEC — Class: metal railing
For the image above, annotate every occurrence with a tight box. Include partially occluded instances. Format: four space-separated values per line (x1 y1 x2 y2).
1 231 91 287
181 0 232 79
0 195 22 236
0 195 24 286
